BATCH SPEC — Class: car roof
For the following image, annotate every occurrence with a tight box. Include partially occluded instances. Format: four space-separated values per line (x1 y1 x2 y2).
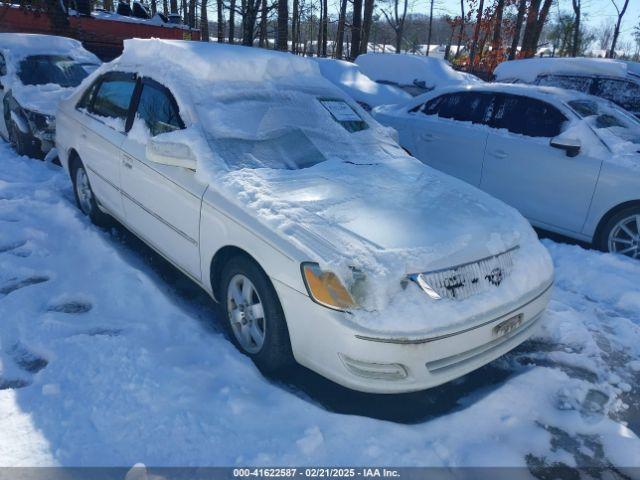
494 57 637 83
0 33 98 64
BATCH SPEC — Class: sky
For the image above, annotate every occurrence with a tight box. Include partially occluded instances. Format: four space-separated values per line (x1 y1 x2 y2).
426 0 640 45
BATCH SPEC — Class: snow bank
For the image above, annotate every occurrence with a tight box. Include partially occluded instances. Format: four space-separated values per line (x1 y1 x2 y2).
355 53 481 89
0 33 100 116
494 57 630 83
314 58 412 107
0 144 638 467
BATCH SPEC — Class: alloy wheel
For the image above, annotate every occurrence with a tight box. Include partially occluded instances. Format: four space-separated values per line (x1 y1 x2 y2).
75 167 93 215
227 274 266 354
608 214 640 259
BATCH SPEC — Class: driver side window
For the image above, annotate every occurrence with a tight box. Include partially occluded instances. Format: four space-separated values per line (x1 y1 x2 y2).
133 80 184 137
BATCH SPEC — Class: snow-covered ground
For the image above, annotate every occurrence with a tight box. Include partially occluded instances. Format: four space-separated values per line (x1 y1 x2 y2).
1 142 639 471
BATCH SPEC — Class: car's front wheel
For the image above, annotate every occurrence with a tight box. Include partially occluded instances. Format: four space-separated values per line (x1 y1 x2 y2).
71 160 111 227
8 118 39 158
596 206 640 259
220 255 293 373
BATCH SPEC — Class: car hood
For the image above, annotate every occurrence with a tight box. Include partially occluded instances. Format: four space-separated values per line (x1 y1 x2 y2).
221 151 533 275
11 83 74 117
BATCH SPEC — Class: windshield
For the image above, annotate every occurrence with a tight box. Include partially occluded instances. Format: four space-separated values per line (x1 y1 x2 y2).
568 99 640 146
198 89 381 170
18 55 91 88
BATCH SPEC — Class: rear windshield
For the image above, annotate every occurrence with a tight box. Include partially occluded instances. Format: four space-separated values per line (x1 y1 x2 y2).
18 55 91 88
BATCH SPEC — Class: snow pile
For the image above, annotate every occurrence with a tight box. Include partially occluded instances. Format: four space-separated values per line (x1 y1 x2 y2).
494 57 630 83
314 58 412 107
355 53 481 89
0 33 100 116
0 143 639 468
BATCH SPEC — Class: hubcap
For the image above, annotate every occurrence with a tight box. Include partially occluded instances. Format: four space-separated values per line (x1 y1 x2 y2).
227 274 266 354
75 168 93 215
608 214 640 259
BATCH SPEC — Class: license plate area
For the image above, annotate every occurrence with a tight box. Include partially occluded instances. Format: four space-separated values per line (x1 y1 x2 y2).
492 313 524 337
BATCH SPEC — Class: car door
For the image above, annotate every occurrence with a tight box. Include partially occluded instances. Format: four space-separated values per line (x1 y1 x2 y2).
409 91 493 186
119 78 206 281
480 93 602 233
78 72 137 219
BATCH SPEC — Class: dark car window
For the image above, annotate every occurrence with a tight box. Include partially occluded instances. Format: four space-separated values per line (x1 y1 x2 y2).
592 78 640 114
18 55 90 88
491 94 566 138
417 92 493 124
536 74 593 93
90 73 137 122
134 81 184 137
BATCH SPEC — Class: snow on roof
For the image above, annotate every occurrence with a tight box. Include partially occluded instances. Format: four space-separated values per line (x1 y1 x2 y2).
0 33 99 64
355 53 480 88
494 57 630 83
313 58 411 107
118 38 322 85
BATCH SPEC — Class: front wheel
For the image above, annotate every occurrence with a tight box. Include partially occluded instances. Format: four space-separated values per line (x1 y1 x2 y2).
220 256 293 373
71 161 111 227
595 206 640 259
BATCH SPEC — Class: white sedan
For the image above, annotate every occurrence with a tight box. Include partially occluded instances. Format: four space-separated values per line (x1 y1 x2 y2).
56 39 553 393
374 84 640 259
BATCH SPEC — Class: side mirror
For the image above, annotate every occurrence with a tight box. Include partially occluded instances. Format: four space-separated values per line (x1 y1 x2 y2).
550 136 581 158
146 138 196 170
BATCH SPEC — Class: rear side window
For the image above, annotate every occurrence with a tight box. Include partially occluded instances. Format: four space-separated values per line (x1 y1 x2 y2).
90 73 137 122
592 78 640 114
536 74 593 93
417 92 494 124
491 94 566 138
135 81 184 137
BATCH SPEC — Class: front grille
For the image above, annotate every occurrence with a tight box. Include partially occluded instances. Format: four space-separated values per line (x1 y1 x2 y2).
410 246 518 301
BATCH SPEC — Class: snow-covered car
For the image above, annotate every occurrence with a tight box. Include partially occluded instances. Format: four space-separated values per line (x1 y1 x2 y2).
313 58 411 111
355 53 481 97
373 83 640 259
493 57 640 118
56 39 553 393
0 33 100 158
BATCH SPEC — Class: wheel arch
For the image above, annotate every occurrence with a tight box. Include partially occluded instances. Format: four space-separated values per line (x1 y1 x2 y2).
209 245 267 303
67 148 82 175
593 199 640 245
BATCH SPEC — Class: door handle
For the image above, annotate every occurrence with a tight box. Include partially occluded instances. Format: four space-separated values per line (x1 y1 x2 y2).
80 128 88 140
121 154 133 170
493 150 508 159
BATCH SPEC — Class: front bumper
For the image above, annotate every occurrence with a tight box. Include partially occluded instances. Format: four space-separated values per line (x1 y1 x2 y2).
274 280 553 393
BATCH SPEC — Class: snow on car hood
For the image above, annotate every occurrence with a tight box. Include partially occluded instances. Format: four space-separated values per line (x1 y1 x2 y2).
11 84 77 117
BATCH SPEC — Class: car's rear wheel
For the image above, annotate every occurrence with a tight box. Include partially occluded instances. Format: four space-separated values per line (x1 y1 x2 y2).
8 118 39 158
220 255 293 373
596 206 640 259
71 160 111 227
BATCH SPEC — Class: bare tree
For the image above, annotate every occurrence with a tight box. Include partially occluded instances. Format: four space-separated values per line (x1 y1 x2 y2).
217 0 225 42
609 0 630 58
170 0 178 14
201 0 209 40
455 0 465 58
334 0 348 57
351 0 363 58
490 0 505 52
508 0 526 59
571 0 581 56
468 0 485 67
229 0 236 43
596 22 613 51
259 0 269 47
521 0 552 57
360 0 375 55
426 0 434 55
380 0 409 54
291 0 300 52
276 0 288 50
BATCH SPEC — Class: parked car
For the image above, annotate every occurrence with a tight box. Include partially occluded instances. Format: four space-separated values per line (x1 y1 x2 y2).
56 39 553 393
0 33 100 158
493 57 640 118
355 53 481 97
314 58 411 111
373 83 640 259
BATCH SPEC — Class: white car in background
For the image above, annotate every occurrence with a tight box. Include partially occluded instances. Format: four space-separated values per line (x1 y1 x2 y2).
56 39 553 393
373 84 640 259
355 53 481 97
493 57 640 118
314 57 411 111
0 33 100 158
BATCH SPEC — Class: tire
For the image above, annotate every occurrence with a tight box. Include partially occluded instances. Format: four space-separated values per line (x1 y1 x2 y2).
70 159 111 227
8 118 41 159
594 205 640 259
219 255 294 373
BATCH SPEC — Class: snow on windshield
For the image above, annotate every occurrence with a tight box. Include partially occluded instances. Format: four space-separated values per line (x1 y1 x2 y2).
196 88 377 171
569 99 640 149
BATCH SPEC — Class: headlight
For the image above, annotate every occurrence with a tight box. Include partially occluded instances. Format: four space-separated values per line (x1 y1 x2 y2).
24 109 55 131
301 262 356 311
